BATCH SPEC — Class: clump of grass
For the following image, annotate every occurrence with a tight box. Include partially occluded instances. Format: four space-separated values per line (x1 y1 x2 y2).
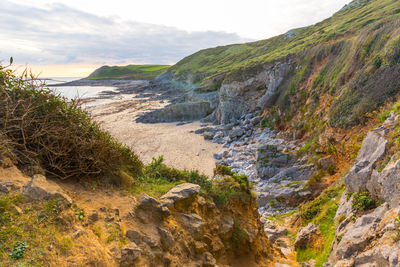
231 219 249 252
0 65 143 182
297 183 345 266
135 157 254 208
305 170 325 188
214 164 234 176
56 236 73 254
352 191 379 211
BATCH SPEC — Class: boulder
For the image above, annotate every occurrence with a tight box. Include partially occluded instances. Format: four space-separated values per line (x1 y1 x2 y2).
213 150 228 160
318 156 335 169
375 159 400 208
135 193 169 222
229 127 245 139
23 174 72 204
160 183 201 208
203 132 215 140
180 213 204 238
344 131 387 193
126 230 142 243
120 242 142 267
158 227 174 250
332 204 389 261
294 223 320 249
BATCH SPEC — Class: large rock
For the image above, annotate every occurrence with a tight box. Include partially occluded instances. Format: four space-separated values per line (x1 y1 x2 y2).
158 227 174 250
214 59 293 124
23 174 72 204
180 213 205 238
294 223 320 249
373 159 400 208
344 130 387 193
331 204 389 261
160 183 201 208
120 242 142 267
135 193 170 222
229 127 245 139
136 101 214 123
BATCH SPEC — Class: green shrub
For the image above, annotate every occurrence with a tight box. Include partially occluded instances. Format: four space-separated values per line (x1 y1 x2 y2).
231 219 249 253
214 164 234 176
0 65 143 181
352 191 378 211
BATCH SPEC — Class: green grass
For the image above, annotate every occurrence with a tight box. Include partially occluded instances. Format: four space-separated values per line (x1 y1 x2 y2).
0 194 72 265
87 64 170 80
132 157 254 208
169 0 400 85
297 183 345 266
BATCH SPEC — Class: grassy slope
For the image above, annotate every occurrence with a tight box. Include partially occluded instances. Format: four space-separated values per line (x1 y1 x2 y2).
87 64 170 80
170 0 400 84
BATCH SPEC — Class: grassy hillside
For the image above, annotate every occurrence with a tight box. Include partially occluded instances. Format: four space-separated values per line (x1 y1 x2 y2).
87 64 170 80
169 0 400 132
169 0 400 84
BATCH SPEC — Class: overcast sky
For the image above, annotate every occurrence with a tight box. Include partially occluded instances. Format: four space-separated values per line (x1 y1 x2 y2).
1 0 352 76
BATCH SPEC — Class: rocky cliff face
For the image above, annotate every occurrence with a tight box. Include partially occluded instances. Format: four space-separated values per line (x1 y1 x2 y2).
325 113 400 267
212 59 294 124
0 160 292 266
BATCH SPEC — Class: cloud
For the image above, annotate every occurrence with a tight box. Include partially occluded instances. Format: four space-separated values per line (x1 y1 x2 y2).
0 1 250 65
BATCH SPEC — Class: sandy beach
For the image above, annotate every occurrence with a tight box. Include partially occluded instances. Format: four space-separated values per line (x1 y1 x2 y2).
86 94 221 177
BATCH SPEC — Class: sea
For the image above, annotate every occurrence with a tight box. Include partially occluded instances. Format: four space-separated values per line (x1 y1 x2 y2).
43 77 117 100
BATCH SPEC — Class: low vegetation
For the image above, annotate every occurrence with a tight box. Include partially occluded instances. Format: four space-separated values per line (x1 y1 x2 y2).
297 182 345 266
0 194 71 265
351 191 379 211
134 157 253 208
0 65 143 181
87 64 170 80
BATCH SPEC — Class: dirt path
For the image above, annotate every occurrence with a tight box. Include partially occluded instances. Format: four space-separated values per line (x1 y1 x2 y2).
86 94 221 176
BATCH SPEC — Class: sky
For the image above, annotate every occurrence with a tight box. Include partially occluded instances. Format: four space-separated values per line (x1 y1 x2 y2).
1 0 352 77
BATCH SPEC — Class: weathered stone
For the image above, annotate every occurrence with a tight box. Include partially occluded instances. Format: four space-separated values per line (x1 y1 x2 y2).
23 174 72 204
318 156 335 169
158 227 174 250
201 252 217 267
160 183 201 208
126 230 142 243
213 150 228 160
120 242 142 266
180 213 204 238
135 193 169 222
88 211 99 223
203 131 215 140
332 204 389 261
142 235 159 248
375 159 400 208
219 215 234 235
345 131 387 193
294 223 320 249
229 127 245 139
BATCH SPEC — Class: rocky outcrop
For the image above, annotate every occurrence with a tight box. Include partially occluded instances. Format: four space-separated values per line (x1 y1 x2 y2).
294 223 320 249
195 112 315 217
23 174 72 204
326 113 400 267
160 183 201 208
136 101 213 123
213 59 294 124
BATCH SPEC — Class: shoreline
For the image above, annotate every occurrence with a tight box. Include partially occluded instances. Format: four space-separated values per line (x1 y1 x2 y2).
77 81 221 177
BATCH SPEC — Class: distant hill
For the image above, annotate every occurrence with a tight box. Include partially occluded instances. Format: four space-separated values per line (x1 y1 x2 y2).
87 64 170 80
